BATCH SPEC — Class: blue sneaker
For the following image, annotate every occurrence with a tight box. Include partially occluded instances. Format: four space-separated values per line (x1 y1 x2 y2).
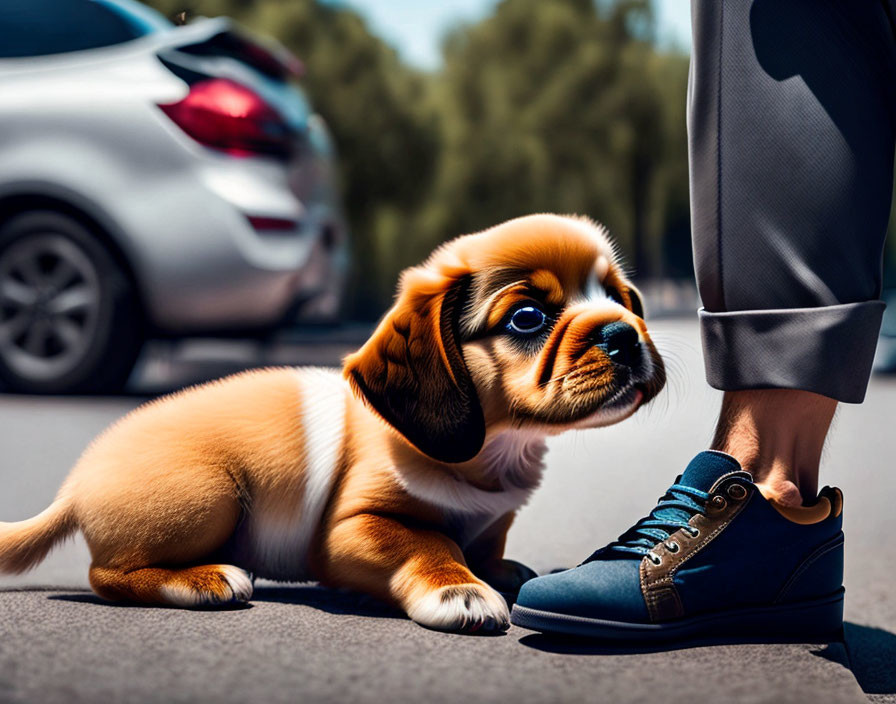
511 451 844 640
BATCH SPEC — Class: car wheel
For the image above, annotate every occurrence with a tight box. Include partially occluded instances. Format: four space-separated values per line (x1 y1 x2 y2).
0 211 143 394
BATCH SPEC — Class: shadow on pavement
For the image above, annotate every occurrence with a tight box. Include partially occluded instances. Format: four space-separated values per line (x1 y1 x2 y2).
45 591 252 611
843 622 896 697
516 631 846 656
251 585 404 620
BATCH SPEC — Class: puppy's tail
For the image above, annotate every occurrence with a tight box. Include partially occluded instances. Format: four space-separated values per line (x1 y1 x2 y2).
0 496 77 574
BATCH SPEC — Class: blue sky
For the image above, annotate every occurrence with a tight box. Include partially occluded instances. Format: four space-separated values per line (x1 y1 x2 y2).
338 0 691 70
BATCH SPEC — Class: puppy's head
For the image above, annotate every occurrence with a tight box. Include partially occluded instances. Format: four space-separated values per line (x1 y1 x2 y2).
344 214 665 464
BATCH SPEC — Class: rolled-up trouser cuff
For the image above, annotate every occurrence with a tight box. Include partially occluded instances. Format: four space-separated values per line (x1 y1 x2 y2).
699 301 886 403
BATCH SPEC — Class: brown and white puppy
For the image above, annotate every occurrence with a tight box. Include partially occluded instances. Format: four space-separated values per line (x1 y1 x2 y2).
0 214 664 633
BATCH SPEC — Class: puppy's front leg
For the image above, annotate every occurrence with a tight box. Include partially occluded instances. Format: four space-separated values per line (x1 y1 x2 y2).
464 512 537 595
321 514 509 633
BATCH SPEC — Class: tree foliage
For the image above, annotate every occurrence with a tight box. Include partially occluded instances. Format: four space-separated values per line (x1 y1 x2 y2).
141 0 690 316
426 0 689 280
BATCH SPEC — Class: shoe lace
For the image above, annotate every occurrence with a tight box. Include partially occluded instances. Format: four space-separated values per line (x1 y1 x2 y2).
585 482 709 563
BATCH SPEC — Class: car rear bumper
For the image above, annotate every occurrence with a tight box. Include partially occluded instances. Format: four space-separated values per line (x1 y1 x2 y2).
103 134 346 334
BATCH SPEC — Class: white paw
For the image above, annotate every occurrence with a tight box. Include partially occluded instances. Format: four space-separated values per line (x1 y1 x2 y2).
159 565 254 608
218 565 254 603
406 583 510 633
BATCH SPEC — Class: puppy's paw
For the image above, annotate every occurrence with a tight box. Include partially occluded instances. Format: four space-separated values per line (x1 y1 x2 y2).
160 565 254 608
475 559 538 595
216 565 255 603
406 583 510 634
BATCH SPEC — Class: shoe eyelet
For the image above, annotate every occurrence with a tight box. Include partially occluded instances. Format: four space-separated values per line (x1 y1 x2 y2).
727 483 748 500
664 541 679 553
711 495 727 510
647 552 662 566
685 526 700 538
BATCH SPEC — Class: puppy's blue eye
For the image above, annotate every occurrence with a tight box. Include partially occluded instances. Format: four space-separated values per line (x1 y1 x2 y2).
507 306 546 335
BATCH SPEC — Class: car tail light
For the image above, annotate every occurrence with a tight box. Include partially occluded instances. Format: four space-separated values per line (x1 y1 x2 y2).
158 79 292 158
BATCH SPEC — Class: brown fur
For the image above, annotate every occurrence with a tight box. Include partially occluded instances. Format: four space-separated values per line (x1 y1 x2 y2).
0 214 665 633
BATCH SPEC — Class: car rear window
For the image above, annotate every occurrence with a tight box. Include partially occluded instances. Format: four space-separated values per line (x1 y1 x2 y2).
0 0 172 58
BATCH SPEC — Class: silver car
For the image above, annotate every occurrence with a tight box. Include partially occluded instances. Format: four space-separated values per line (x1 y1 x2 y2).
0 0 348 393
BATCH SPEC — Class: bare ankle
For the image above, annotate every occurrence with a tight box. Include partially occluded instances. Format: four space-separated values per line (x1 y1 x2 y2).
755 478 804 507
710 389 837 505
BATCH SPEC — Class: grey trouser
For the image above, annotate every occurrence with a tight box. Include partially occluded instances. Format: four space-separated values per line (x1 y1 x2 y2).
689 0 896 403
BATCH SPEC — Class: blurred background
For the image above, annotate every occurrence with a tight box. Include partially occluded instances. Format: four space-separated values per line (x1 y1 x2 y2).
1 0 896 393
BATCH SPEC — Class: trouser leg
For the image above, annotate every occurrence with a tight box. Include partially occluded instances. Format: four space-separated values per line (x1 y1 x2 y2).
689 0 896 403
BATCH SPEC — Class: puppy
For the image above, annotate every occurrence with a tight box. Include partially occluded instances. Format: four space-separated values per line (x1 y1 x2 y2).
0 214 664 633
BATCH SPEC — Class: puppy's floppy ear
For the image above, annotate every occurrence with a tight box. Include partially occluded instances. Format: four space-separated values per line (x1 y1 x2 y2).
628 284 645 319
343 273 485 464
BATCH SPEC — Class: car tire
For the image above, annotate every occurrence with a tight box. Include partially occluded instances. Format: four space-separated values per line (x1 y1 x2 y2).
0 211 143 394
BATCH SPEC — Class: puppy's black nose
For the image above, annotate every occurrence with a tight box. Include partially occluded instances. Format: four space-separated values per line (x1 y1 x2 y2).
596 322 641 368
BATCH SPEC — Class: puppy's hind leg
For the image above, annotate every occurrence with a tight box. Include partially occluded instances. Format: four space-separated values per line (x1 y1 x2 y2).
78 458 250 608
89 564 254 608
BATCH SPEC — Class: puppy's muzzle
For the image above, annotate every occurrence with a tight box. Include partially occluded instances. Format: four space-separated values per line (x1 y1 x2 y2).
592 321 641 370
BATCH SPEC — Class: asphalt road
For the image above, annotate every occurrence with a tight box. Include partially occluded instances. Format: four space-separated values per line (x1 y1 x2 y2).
0 318 894 704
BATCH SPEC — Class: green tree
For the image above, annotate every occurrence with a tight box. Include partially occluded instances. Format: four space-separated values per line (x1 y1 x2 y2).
424 0 688 279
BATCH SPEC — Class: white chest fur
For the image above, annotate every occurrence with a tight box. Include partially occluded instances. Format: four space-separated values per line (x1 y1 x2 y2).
246 368 346 581
395 430 547 549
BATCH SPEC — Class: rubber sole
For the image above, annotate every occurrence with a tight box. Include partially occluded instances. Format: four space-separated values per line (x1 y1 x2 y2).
510 589 844 641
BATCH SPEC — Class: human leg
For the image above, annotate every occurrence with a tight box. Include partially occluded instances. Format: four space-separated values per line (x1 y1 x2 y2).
710 389 836 505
